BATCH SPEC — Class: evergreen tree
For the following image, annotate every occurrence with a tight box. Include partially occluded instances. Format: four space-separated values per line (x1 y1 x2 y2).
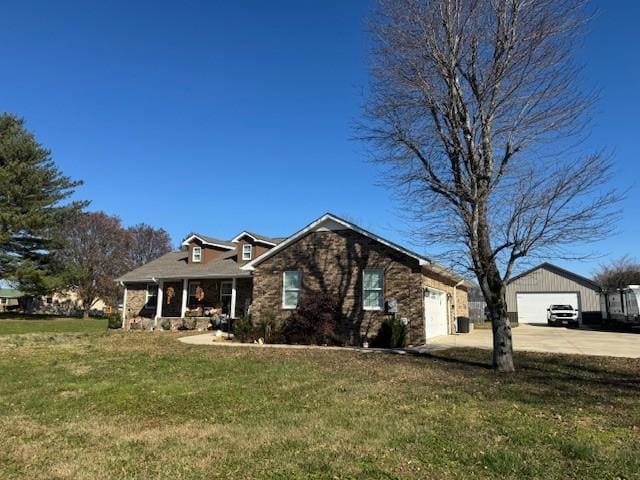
0 113 85 292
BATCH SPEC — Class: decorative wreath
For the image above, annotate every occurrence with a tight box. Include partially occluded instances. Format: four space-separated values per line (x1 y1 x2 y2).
166 286 175 304
195 286 205 302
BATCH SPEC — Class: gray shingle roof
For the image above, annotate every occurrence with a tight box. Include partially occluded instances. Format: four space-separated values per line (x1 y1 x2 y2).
116 249 250 283
181 232 236 248
196 234 236 248
242 231 286 245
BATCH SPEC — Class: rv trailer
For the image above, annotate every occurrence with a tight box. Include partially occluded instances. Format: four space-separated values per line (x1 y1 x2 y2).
601 285 640 326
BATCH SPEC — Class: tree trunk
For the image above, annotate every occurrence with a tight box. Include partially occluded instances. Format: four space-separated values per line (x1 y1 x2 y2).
477 202 515 372
484 265 515 372
83 308 90 319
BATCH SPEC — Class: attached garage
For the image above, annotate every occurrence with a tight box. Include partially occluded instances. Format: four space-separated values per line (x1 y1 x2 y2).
506 263 602 325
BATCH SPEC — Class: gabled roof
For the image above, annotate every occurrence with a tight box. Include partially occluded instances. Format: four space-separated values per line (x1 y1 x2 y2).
507 262 601 291
0 288 24 298
181 233 235 250
242 213 433 270
231 231 285 246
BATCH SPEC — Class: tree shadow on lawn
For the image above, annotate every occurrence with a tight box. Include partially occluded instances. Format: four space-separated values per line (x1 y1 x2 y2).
0 313 83 321
410 347 640 411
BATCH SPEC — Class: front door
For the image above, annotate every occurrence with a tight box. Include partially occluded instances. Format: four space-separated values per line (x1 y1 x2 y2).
424 288 448 339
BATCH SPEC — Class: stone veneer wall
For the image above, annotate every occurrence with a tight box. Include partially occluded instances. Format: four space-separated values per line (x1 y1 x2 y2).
251 229 425 345
125 284 155 320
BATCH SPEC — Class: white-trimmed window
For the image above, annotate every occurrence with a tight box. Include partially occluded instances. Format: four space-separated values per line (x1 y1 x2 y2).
146 284 158 307
188 281 201 305
282 270 301 309
242 244 253 260
363 269 384 310
192 246 202 263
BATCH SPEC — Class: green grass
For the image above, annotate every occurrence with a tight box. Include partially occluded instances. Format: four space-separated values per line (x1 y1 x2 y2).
0 316 108 335
0 329 638 479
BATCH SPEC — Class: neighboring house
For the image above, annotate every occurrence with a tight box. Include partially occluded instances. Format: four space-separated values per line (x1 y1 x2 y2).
0 288 24 312
23 290 108 316
117 213 470 345
505 263 602 325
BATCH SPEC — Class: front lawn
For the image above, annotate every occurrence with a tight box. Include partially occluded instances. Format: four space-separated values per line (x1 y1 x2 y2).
0 315 108 335
0 332 638 479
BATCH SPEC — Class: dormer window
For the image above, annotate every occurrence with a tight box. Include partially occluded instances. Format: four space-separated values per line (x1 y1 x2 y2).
192 246 202 263
242 244 253 261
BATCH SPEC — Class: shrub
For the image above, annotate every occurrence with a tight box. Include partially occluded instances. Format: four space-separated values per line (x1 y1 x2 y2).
281 292 340 345
159 318 172 331
107 313 122 329
257 312 277 341
371 316 407 348
233 316 257 343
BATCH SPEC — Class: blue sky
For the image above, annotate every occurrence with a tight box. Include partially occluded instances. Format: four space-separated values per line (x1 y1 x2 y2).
1 0 638 278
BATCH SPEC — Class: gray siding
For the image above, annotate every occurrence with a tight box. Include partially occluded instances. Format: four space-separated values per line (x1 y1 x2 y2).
506 266 601 322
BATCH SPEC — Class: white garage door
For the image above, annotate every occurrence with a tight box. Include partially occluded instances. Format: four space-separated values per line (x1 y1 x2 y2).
516 293 579 324
425 289 448 339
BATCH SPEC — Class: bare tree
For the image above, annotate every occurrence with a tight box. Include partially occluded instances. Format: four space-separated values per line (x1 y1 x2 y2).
56 212 131 317
127 223 172 268
594 256 640 290
360 0 619 371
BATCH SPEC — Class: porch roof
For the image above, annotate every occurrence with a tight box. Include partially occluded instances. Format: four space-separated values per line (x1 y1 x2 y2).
116 250 251 283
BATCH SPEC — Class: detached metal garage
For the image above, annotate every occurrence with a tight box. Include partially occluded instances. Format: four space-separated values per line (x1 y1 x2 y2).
506 263 602 325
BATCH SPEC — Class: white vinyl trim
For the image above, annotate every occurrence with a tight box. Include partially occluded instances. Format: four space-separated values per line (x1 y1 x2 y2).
362 268 384 311
155 281 164 323
181 234 235 250
282 270 301 309
180 278 188 318
122 287 128 329
231 231 277 246
231 277 237 319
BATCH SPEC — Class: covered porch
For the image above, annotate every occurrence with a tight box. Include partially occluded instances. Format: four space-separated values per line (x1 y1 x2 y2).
123 276 252 331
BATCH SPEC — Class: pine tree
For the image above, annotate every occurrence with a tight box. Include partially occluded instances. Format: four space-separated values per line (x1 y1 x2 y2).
0 113 85 292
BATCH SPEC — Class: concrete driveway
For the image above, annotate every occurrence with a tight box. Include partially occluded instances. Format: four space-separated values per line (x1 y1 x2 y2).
428 324 640 358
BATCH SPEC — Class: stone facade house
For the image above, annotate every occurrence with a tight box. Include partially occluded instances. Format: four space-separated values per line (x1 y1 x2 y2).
117 213 470 345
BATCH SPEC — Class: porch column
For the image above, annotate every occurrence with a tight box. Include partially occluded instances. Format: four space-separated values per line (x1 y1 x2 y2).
231 277 237 319
180 278 188 318
155 280 164 328
121 286 128 331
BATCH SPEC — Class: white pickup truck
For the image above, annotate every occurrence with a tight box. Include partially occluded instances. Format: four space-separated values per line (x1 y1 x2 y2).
546 304 579 327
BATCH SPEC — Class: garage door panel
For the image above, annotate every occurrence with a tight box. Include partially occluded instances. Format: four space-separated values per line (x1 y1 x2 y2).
425 290 448 339
516 293 579 324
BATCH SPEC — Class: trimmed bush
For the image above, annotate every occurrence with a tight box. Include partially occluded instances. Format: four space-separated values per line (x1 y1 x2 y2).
371 316 407 348
281 293 340 345
107 313 122 329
